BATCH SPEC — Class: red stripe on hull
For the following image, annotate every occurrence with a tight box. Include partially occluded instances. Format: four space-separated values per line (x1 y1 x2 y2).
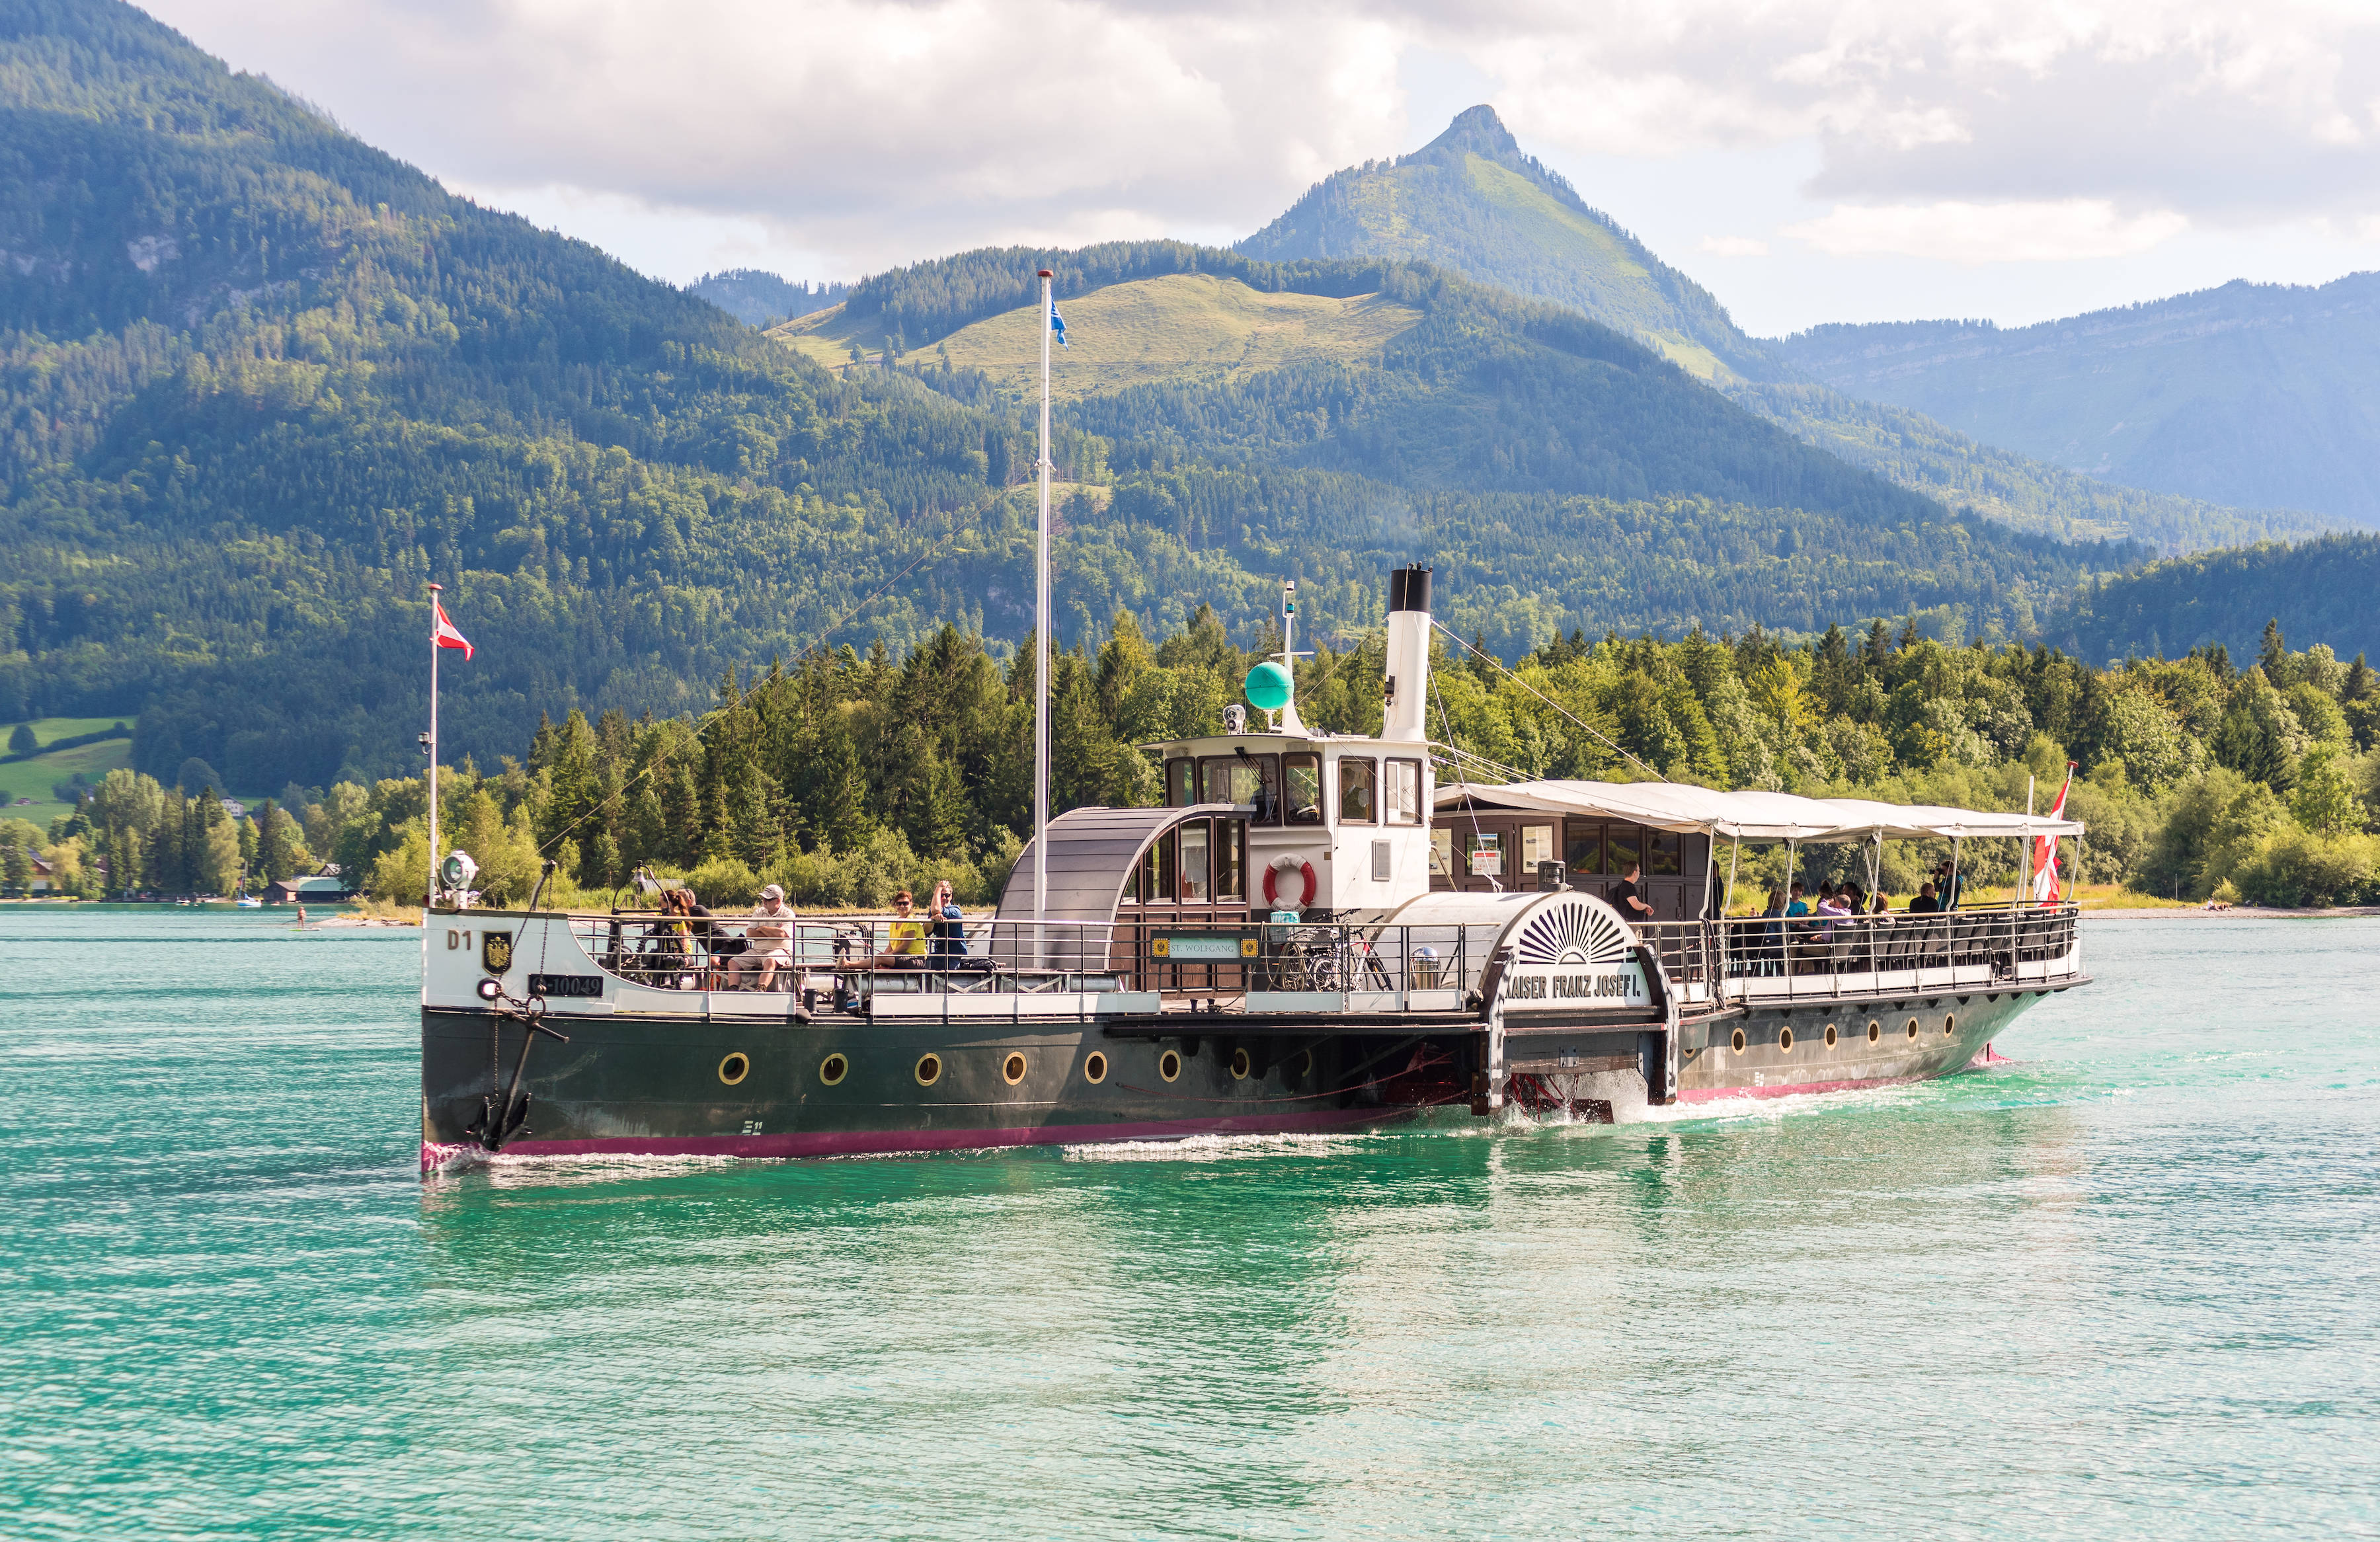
423 1104 1402 1171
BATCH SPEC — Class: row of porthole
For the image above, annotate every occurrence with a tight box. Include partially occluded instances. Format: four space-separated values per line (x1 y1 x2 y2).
1727 1015 1956 1056
720 1046 1317 1089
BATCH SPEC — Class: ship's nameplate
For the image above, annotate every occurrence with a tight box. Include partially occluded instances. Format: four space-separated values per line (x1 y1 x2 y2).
1151 932 1259 960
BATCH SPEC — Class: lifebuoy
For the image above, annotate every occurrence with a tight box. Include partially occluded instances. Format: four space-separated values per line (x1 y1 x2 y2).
1262 854 1318 908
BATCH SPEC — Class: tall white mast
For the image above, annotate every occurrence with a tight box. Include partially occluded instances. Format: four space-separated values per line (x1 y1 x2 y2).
1033 268 1053 962
426 580 441 908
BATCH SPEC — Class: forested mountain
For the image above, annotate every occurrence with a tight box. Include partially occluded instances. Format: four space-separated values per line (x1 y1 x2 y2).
684 270 847 327
1776 276 2380 526
1241 107 2332 555
0 0 1041 787
0 0 2145 798
2044 533 2380 667
775 241 2129 646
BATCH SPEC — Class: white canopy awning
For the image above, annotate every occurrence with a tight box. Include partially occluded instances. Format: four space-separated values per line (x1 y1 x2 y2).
1437 779 2084 842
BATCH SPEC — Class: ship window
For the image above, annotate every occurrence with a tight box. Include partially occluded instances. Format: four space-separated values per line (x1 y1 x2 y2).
1429 828 1455 878
1214 821 1246 902
1566 824 1604 876
1464 831 1503 882
1283 753 1322 824
1203 754 1279 822
1180 821 1212 902
1944 1014 1957 1036
1140 832 1177 903
1867 1021 1881 1044
1521 824 1556 872
1778 1026 1795 1054
1605 827 1642 876
1166 758 1195 808
1338 757 1378 825
1648 829 1683 876
1824 1022 1839 1048
1729 1028 1747 1054
1384 760 1422 826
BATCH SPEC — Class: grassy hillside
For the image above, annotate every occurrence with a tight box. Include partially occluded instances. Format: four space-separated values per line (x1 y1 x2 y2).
1776 275 2380 526
1242 106 2324 555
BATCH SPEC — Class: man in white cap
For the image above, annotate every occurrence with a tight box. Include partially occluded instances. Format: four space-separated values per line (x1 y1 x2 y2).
733 883 797 991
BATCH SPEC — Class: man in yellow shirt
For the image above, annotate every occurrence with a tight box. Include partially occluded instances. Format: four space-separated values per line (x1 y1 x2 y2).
875 889 928 969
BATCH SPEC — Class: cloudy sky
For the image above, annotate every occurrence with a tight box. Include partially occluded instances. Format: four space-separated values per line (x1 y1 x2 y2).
145 0 2380 334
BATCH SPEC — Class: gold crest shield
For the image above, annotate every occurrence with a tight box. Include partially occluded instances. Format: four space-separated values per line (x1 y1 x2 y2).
481 930 514 974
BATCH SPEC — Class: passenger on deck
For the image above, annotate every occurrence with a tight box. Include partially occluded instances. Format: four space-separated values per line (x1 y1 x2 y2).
1757 888 1788 975
1871 891 1889 915
1609 863 1655 926
1932 859 1966 911
733 884 795 991
875 889 928 969
1909 882 1940 913
927 879 968 968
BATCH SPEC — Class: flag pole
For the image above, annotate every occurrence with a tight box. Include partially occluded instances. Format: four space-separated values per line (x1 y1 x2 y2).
1033 267 1053 968
426 581 441 909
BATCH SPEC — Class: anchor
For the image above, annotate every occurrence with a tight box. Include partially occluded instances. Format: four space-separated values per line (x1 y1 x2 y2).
463 978 571 1152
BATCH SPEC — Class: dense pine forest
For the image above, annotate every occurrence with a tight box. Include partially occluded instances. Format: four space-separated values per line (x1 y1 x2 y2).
13 607 2377 909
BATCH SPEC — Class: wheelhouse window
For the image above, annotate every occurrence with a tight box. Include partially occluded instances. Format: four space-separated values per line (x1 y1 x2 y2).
1429 828 1454 878
1384 759 1422 826
1464 831 1503 881
1214 820 1246 902
1165 758 1195 808
1283 753 1322 824
1180 822 1211 902
1201 754 1280 823
1337 757 1378 825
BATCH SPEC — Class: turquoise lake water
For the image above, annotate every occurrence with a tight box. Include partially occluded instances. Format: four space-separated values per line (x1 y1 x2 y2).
2 909 2375 1539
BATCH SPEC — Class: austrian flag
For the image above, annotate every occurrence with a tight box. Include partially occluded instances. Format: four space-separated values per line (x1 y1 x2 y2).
432 598 474 661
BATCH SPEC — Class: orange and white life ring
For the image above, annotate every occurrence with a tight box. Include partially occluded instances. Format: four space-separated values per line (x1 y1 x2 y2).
1263 854 1318 908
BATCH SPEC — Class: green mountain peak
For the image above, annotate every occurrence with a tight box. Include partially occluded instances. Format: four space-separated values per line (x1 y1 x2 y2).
1240 106 1772 383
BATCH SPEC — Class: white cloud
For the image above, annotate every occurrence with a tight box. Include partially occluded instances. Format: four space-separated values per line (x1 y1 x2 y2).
137 0 2380 284
1698 235 1771 257
1784 199 2190 262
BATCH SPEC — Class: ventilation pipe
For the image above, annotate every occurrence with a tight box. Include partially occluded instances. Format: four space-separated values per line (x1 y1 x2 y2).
1382 563 1433 742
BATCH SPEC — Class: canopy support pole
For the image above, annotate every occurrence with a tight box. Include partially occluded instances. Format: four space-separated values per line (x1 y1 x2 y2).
1723 835 1740 915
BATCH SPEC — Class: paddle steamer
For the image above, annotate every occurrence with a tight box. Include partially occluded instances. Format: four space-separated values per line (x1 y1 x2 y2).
419 565 2088 1169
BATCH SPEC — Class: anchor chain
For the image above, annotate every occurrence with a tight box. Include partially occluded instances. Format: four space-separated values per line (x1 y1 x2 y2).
463 983 570 1153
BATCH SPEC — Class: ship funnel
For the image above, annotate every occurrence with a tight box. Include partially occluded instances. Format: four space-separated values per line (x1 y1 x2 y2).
1383 563 1432 742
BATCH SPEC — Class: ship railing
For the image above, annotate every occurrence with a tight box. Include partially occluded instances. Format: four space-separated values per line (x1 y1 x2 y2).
1659 901 2084 1005
563 913 1520 1013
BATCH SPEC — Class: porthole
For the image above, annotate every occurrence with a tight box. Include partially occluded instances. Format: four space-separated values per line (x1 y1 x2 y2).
1866 1021 1881 1045
1002 1052 1028 1085
1230 1047 1252 1081
1778 1026 1795 1054
1824 1023 1839 1049
1905 1019 1920 1040
1158 1048 1182 1083
717 1052 750 1085
914 1053 942 1087
1944 1014 1958 1037
1084 1051 1108 1085
818 1052 849 1087
1730 1028 1747 1054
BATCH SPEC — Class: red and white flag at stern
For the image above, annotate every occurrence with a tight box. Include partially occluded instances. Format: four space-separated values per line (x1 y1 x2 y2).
2030 761 2077 906
432 596 475 660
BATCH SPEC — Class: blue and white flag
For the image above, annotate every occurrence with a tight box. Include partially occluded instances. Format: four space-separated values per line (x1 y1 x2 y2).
1049 298 1068 348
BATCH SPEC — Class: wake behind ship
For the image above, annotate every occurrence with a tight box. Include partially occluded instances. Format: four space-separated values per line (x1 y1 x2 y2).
419 565 2088 1169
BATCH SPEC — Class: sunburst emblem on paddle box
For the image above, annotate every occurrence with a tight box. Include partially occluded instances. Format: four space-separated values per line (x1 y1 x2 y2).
1513 896 1632 968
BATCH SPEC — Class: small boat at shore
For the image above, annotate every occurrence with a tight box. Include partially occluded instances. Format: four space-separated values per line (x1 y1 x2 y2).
417 564 2088 1169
